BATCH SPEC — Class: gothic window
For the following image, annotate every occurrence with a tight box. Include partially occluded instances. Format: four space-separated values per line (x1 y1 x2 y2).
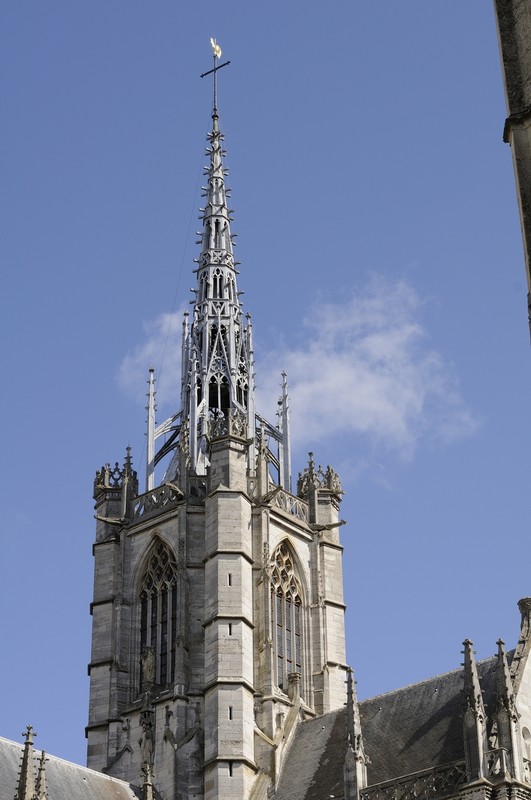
199 271 207 301
270 542 303 692
213 268 223 298
139 540 178 689
227 275 234 302
209 374 229 415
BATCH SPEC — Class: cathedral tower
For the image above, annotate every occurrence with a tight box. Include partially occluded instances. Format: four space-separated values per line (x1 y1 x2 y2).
87 44 348 800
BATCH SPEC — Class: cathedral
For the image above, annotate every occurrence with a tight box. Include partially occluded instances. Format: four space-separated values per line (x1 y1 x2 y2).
3 34 531 800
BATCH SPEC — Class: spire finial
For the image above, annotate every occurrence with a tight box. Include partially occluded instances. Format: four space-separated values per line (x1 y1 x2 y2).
496 638 516 710
461 639 488 781
343 667 368 800
462 639 485 715
23 725 36 745
36 750 49 800
346 667 356 743
146 368 156 491
200 38 231 121
494 638 522 780
15 726 38 800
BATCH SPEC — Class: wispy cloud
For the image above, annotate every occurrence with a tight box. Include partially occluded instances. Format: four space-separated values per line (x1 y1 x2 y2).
118 276 479 468
117 310 183 408
257 276 478 461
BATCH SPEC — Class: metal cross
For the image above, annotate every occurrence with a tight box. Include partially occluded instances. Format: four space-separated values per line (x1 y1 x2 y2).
200 39 230 111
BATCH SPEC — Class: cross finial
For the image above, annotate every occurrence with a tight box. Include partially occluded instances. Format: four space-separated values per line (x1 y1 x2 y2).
23 725 36 744
200 37 231 115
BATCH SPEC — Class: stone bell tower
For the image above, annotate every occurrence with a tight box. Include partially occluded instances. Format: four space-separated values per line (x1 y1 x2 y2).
86 44 349 800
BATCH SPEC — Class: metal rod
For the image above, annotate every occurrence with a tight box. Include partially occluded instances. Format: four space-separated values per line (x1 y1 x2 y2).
200 60 231 79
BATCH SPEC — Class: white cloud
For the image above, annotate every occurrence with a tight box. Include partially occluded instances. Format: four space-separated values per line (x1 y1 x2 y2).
118 276 479 468
117 310 183 409
256 276 479 461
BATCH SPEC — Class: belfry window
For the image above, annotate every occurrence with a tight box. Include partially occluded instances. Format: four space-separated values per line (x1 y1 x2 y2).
139 540 178 690
213 267 223 298
209 374 229 416
270 542 303 692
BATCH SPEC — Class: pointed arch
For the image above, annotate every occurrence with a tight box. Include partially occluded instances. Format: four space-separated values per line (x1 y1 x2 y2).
138 537 178 689
270 540 304 692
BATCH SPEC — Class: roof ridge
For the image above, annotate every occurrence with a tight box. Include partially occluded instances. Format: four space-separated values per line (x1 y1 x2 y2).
358 653 498 704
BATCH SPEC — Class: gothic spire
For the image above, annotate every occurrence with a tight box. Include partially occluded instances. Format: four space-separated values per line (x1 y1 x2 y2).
148 40 293 490
181 41 256 474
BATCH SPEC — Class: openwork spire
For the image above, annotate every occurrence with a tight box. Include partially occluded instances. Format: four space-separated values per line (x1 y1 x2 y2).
147 40 293 489
180 42 256 474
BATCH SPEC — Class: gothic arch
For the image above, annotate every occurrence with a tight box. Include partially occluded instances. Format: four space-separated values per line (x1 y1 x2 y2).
136 536 178 691
270 540 306 694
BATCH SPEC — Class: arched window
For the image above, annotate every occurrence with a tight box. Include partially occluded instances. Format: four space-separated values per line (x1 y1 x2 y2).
271 542 303 692
139 540 178 689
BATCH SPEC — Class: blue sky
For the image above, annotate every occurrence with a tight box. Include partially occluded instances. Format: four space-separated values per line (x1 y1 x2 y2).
2 1 531 768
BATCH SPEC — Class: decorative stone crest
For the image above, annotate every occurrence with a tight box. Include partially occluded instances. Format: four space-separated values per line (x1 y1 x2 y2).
297 452 342 498
94 448 138 499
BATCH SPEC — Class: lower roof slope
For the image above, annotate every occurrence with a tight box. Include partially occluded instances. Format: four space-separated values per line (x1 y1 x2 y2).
0 736 142 800
275 656 499 800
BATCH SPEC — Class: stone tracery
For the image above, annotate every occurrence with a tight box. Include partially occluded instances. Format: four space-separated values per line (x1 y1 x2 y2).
139 539 178 689
270 542 303 692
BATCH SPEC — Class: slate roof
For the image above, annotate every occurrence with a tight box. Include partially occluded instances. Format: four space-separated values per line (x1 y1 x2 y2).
275 656 500 800
0 736 142 800
0 657 503 800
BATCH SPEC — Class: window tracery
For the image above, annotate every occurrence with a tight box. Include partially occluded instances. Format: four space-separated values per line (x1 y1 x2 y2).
139 539 178 689
270 542 303 691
